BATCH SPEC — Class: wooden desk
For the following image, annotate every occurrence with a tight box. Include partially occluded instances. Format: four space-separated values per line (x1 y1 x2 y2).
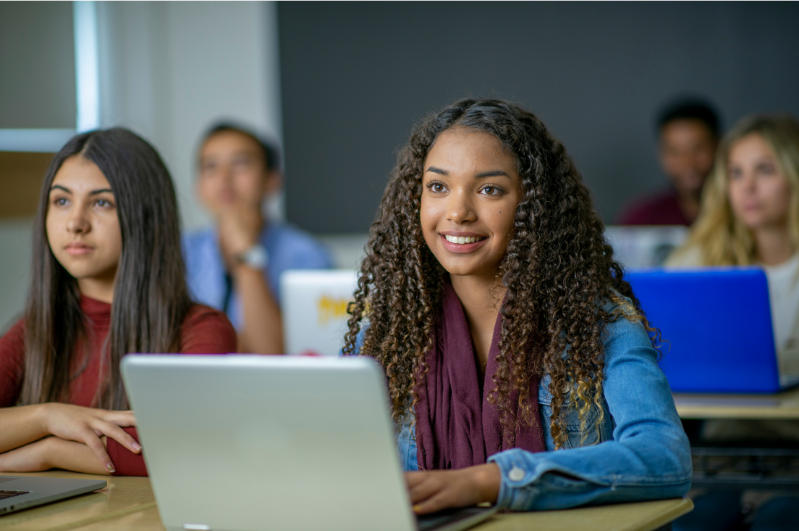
1 471 692 531
479 499 692 531
674 387 799 419
0 471 155 531
674 388 799 490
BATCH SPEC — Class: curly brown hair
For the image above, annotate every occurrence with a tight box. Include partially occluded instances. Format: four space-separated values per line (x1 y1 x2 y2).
343 98 651 449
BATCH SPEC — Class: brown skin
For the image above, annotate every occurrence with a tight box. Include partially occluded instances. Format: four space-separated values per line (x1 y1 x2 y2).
0 159 141 474
406 129 522 513
727 133 794 265
197 130 284 353
659 119 717 222
406 464 501 514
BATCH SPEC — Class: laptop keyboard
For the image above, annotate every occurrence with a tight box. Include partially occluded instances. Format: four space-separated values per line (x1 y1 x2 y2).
0 491 29 500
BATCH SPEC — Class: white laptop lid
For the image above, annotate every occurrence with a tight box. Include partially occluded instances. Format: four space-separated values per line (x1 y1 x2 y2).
122 355 415 531
604 225 688 269
281 269 358 356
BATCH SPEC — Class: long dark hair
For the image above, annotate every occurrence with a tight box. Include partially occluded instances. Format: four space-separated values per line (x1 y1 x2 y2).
344 99 653 448
20 128 192 410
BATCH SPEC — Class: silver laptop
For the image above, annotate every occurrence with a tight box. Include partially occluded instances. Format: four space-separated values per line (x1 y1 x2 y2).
605 225 688 269
0 475 106 515
281 270 358 356
121 355 497 531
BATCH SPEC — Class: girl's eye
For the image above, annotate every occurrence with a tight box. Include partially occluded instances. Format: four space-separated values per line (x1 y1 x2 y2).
480 185 504 196
52 197 68 206
95 199 114 208
426 181 447 193
756 164 775 176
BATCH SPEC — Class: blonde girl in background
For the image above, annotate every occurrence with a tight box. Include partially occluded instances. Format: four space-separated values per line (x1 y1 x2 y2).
667 114 799 531
668 114 799 372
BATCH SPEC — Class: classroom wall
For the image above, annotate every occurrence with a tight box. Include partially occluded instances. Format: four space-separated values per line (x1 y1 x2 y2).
0 2 76 129
0 221 34 331
278 2 799 234
94 1 283 230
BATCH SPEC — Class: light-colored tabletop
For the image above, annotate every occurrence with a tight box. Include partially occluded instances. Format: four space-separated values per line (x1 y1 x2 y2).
673 386 799 419
0 471 692 531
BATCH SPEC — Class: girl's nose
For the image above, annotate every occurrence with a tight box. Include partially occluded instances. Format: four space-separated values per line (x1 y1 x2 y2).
446 191 477 224
742 173 758 192
66 209 91 234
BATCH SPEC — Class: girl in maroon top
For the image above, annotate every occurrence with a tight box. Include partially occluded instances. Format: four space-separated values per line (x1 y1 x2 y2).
0 128 236 476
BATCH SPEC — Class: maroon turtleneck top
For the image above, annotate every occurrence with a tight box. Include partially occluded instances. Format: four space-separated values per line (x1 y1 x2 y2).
0 294 237 476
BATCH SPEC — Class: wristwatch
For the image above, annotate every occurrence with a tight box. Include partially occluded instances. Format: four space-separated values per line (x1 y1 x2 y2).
235 244 269 270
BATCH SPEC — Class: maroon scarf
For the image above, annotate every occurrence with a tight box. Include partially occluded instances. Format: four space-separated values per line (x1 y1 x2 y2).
415 282 546 470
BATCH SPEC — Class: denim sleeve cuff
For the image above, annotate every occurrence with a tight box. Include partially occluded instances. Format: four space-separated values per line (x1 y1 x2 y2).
488 450 542 510
488 448 614 511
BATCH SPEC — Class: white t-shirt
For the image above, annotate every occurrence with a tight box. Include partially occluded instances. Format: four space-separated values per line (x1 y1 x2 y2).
762 253 799 372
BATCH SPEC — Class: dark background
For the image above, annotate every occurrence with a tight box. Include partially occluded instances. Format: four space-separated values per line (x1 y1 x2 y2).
279 2 799 234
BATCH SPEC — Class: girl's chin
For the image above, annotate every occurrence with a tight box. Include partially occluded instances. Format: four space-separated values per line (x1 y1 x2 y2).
739 217 779 231
436 258 500 279
62 264 118 284
426 241 504 278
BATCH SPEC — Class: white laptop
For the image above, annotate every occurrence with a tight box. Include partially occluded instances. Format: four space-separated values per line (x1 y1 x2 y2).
121 355 497 531
604 225 688 269
281 269 358 356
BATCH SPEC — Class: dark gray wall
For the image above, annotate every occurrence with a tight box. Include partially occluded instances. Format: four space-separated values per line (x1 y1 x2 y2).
278 2 799 234
0 2 76 129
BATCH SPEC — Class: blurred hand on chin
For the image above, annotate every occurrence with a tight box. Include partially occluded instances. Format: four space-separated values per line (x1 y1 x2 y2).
218 200 263 260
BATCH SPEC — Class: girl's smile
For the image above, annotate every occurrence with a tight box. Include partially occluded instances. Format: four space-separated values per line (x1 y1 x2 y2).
439 231 489 253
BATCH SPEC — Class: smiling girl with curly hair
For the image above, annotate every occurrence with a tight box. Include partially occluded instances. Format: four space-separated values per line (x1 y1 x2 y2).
343 98 691 513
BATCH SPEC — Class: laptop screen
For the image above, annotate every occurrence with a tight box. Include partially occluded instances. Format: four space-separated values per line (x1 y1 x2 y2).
281 269 358 356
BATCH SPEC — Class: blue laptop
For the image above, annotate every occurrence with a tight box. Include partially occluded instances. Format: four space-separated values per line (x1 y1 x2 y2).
626 268 799 394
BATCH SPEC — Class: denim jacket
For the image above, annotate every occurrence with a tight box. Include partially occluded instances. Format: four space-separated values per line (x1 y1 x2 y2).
352 303 692 511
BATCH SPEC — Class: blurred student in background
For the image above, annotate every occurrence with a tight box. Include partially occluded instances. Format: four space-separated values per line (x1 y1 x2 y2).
618 99 720 226
668 114 799 367
0 129 235 477
183 123 333 354
667 114 799 531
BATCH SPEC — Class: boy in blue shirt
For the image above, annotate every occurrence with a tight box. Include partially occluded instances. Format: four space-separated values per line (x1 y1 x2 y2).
183 123 333 354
